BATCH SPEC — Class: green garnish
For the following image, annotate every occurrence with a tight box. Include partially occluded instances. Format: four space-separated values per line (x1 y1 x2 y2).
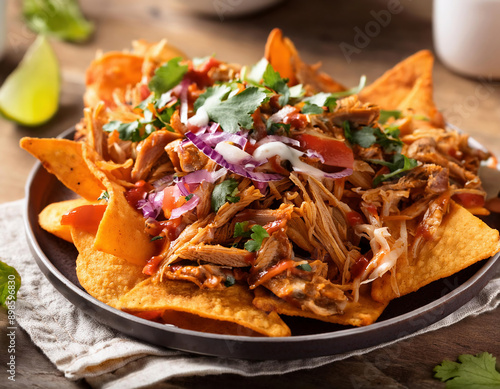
296 263 312 271
211 179 240 212
378 110 402 124
150 236 164 242
434 352 500 389
262 63 290 106
233 223 270 252
244 225 269 252
23 0 94 42
148 57 188 98
267 122 291 136
234 221 251 238
0 260 21 309
97 190 109 202
370 153 418 186
301 103 324 115
345 124 404 153
194 85 267 133
185 194 194 201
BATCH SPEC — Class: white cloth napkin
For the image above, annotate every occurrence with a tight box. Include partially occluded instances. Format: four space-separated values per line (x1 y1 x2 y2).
1 199 499 389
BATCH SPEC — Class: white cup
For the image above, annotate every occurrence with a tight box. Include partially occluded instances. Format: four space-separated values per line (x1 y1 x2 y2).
433 0 500 78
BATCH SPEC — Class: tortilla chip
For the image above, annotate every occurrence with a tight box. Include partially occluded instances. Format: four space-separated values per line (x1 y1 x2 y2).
72 228 147 308
265 28 345 93
359 50 434 109
117 278 291 337
81 146 156 266
39 198 95 242
253 286 388 327
20 138 105 201
84 52 144 109
372 201 500 302
265 28 298 85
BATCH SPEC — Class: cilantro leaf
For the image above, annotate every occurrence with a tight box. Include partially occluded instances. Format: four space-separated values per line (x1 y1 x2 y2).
97 190 109 202
150 236 164 242
301 103 324 115
347 125 403 153
434 352 500 389
263 64 290 106
212 179 240 212
103 120 142 142
244 225 269 252
148 57 188 98
0 260 21 309
194 84 231 111
234 221 251 238
199 86 267 133
23 0 94 42
352 126 377 148
379 110 402 124
371 153 418 186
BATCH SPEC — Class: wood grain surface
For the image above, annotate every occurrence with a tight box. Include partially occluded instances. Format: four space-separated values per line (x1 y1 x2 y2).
0 0 499 388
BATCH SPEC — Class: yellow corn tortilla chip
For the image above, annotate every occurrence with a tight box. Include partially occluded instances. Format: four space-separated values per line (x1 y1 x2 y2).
39 198 95 242
72 228 147 308
253 286 388 327
82 146 156 266
20 138 105 201
372 201 500 302
117 278 291 337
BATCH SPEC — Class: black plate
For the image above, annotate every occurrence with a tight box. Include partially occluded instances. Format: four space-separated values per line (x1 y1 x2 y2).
23 128 500 360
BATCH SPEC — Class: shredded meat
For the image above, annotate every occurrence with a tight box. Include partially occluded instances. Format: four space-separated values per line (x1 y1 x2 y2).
131 130 181 181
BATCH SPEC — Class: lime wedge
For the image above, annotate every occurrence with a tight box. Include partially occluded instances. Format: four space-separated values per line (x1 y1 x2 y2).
0 35 60 126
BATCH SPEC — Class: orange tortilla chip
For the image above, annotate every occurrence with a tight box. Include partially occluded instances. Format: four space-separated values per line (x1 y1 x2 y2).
265 28 345 93
253 286 388 327
397 73 445 128
372 202 500 302
39 198 95 242
20 138 105 201
84 52 144 109
72 228 147 308
82 146 156 266
117 278 291 337
94 180 156 266
359 50 434 108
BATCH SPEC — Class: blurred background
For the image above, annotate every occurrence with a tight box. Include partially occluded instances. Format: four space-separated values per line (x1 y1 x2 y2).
1 0 499 202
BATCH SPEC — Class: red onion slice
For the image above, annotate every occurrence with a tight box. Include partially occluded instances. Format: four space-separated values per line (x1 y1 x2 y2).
185 131 283 182
170 194 200 219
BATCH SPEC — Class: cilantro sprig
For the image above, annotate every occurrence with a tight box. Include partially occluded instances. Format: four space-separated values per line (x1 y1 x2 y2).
194 85 267 133
211 179 240 212
148 57 188 98
344 123 403 153
234 222 270 252
434 352 500 389
379 109 402 124
370 153 418 186
262 64 290 106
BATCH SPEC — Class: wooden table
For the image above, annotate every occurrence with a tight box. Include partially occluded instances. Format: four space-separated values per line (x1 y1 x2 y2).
1 1 499 387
